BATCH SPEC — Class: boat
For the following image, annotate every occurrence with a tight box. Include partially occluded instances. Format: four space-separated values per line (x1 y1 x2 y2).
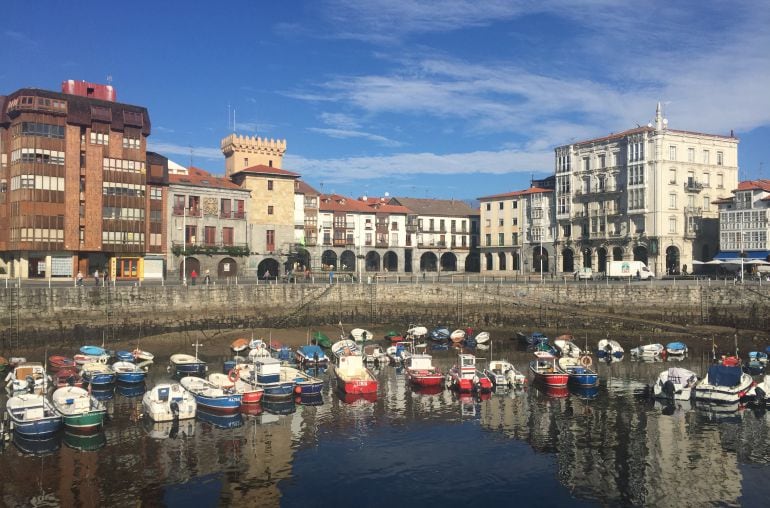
665 342 688 356
114 350 135 363
428 326 450 342
450 329 466 343
630 343 665 359
282 366 324 395
239 357 296 400
474 331 490 344
554 337 582 358
311 331 332 349
180 376 242 413
483 360 526 389
80 345 107 357
362 344 388 364
349 328 373 342
747 375 770 406
404 354 444 388
53 368 85 389
80 362 116 386
520 332 549 346
5 362 49 394
51 385 107 431
169 345 207 377
112 361 147 384
48 355 76 372
597 339 624 360
558 356 599 387
529 351 569 387
142 382 197 422
132 348 155 362
231 338 249 353
694 364 754 404
208 372 264 404
5 393 63 438
652 366 698 400
331 339 360 359
386 342 412 364
295 345 329 366
334 354 378 394
446 354 493 393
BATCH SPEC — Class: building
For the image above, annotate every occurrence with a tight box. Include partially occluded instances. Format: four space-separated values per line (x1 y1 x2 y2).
166 163 250 281
387 197 479 272
715 179 770 263
554 104 739 275
0 81 154 280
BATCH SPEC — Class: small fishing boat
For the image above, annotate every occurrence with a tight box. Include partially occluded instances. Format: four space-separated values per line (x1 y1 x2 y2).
665 342 688 356
208 372 264 404
554 337 582 358
386 342 413 364
362 344 388 364
48 355 76 372
5 362 49 394
282 366 324 395
180 376 242 413
474 331 490 344
350 328 373 342
312 331 332 349
483 360 526 389
529 351 569 387
132 349 155 362
295 345 329 366
694 364 754 404
53 368 85 389
334 354 378 395
51 385 107 431
112 361 147 384
80 362 116 386
558 356 599 387
239 357 295 400
450 329 466 343
597 339 624 360
169 346 207 377
231 338 249 353
446 354 493 393
520 332 549 346
404 354 444 388
652 367 698 400
142 383 197 422
331 339 360 359
5 393 62 438
428 326 451 342
114 350 135 363
630 343 665 359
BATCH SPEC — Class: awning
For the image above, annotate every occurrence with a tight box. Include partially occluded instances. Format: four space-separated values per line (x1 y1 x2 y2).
715 251 770 261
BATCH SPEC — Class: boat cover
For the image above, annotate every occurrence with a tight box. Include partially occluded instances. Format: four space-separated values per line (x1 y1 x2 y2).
667 367 695 385
707 365 742 387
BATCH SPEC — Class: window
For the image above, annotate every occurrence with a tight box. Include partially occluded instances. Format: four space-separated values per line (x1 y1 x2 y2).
267 180 273 190
717 151 723 166
669 146 677 161
668 216 677 234
703 150 710 164
688 148 695 162
267 205 274 215
266 230 275 251
669 169 677 184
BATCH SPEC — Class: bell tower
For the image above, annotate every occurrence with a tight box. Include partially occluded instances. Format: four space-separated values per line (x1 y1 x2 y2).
220 134 287 177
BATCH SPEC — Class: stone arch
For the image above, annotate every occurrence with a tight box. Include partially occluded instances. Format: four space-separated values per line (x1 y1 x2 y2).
561 249 575 273
258 258 280 279
534 246 549 273
440 252 457 272
420 252 438 272
383 251 398 272
498 252 507 271
339 250 355 272
180 257 200 280
484 253 493 271
365 251 381 272
321 250 338 270
633 245 648 265
597 247 608 273
217 257 238 278
665 245 680 275
464 252 480 272
612 247 624 261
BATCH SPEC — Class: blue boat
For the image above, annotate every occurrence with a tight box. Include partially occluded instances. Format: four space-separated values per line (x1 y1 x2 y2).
666 342 688 356
112 361 147 384
80 345 106 356
5 394 63 438
180 376 242 413
240 358 295 400
558 357 599 387
295 345 329 366
282 366 323 395
114 350 135 362
197 408 244 429
81 363 116 386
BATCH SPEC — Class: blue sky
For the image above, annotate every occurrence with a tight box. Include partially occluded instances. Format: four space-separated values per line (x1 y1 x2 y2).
2 1 769 200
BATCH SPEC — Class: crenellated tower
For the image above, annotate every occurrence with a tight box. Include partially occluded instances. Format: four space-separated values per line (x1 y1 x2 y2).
220 133 287 177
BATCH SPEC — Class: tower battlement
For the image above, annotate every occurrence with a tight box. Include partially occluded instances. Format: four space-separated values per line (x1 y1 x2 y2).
221 133 287 176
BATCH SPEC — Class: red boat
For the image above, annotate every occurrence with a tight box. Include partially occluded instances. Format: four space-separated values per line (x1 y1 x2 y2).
334 355 378 395
48 355 76 372
53 368 85 388
446 354 493 393
405 354 444 388
529 351 569 387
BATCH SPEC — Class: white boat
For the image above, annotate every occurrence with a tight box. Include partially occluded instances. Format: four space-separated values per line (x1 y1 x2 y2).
331 339 360 359
483 360 526 388
5 362 49 394
142 383 197 422
554 339 582 358
474 331 490 344
630 343 664 358
362 344 388 364
349 328 373 342
652 367 698 400
597 339 624 360
694 364 753 404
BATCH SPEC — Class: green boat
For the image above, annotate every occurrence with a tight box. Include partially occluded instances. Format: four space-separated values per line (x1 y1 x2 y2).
64 430 106 452
51 386 106 431
312 331 332 349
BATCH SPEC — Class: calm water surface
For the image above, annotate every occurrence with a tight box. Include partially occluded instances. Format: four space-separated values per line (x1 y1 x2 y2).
1 341 769 507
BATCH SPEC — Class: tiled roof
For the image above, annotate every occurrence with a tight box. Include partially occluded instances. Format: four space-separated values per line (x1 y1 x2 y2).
387 197 476 216
232 164 299 178
735 179 770 193
478 187 553 200
169 166 246 191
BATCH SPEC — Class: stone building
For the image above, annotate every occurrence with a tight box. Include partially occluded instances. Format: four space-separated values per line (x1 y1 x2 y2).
554 104 739 275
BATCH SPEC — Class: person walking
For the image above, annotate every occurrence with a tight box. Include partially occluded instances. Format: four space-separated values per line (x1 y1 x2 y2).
190 269 198 286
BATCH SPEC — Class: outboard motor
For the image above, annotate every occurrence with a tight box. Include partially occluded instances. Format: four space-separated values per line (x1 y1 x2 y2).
662 380 676 399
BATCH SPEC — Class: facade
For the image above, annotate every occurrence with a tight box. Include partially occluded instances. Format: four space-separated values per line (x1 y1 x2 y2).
166 164 250 281
0 81 155 280
554 104 739 275
715 179 770 261
388 197 479 272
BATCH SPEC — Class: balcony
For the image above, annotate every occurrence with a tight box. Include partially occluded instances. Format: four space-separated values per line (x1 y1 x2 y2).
684 180 703 193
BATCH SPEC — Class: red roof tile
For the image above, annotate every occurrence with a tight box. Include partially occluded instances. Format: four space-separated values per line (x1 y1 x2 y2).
169 167 245 191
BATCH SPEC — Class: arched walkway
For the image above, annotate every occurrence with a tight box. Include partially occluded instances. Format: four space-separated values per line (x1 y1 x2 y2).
440 252 457 272
258 258 280 279
383 251 398 272
340 250 355 272
365 251 381 272
180 257 200 280
321 250 338 270
533 247 549 273
561 249 574 273
665 245 680 275
217 257 237 278
420 252 438 272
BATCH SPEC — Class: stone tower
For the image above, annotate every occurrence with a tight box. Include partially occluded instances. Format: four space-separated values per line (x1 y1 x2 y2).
220 134 287 177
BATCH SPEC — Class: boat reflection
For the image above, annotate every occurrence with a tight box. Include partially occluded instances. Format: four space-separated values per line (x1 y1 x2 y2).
197 408 244 429
262 399 296 415
12 431 61 456
143 418 195 440
64 430 106 452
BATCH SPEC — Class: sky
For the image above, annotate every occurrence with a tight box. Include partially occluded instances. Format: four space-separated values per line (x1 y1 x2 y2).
2 1 769 201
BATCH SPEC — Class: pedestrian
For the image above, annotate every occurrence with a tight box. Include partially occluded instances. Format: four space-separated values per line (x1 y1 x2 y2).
93 269 100 286
76 271 84 286
204 269 211 285
190 269 197 286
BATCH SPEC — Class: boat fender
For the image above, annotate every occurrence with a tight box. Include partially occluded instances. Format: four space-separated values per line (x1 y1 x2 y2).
228 369 240 384
579 355 592 368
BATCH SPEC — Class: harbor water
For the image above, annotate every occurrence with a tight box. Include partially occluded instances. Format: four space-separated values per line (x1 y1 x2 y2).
1 338 769 507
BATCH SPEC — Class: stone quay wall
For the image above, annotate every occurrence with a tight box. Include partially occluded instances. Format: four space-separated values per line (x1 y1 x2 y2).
2 281 769 347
